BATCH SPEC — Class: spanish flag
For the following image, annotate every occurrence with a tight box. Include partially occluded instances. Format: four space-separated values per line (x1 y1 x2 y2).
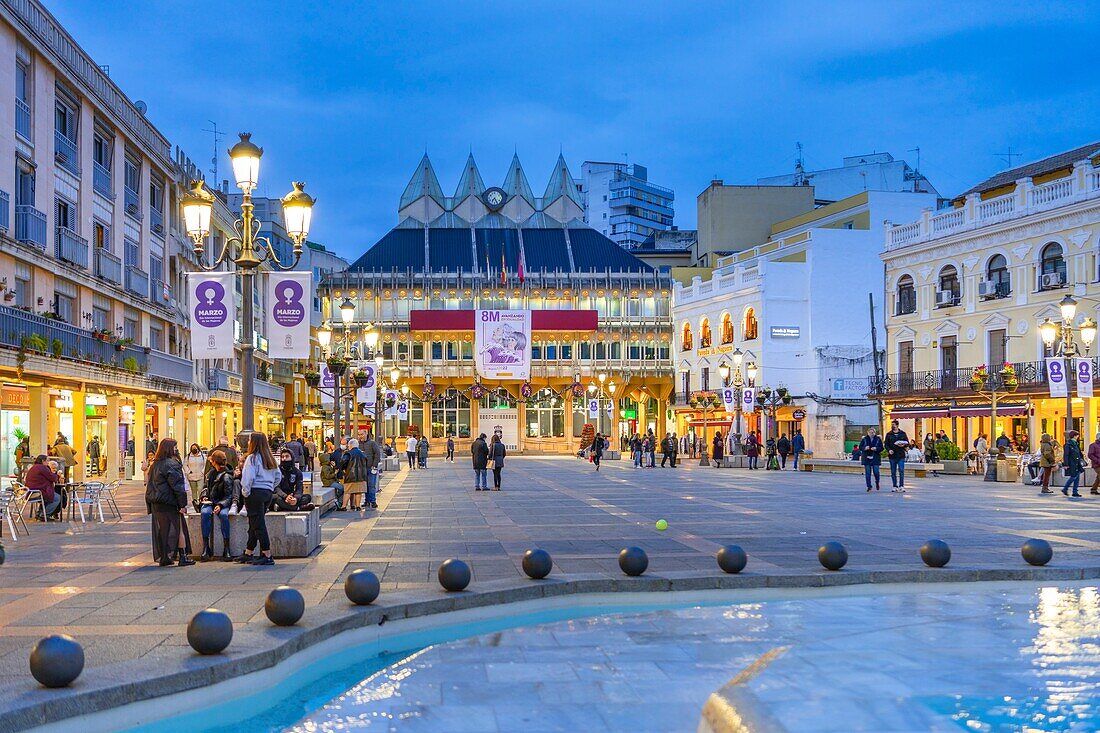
500 250 506 285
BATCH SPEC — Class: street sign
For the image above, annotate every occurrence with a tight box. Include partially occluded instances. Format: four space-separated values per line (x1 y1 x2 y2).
792 409 806 420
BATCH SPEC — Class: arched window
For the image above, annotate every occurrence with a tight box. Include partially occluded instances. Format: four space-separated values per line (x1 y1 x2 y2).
985 254 1010 298
699 317 712 348
1039 242 1066 289
743 308 758 340
681 322 693 351
896 275 916 315
720 312 734 344
937 265 959 307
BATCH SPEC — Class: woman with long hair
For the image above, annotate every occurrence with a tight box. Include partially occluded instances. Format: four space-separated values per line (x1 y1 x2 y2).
237 432 280 565
200 449 235 561
145 438 194 567
489 433 506 490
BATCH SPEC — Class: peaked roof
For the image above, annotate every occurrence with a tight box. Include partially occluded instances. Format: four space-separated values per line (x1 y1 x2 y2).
399 154 445 209
542 153 583 206
959 141 1100 198
502 154 535 203
453 153 486 201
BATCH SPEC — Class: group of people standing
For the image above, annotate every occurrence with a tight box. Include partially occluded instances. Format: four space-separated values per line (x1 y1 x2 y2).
1033 431 1100 498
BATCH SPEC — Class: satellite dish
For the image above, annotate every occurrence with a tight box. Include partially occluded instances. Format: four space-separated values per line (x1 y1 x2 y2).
135 100 148 115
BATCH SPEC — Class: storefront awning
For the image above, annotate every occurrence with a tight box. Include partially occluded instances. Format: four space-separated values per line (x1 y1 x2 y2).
890 404 1029 419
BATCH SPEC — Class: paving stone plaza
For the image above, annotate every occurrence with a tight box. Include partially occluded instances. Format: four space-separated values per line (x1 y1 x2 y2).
3 457 1100 730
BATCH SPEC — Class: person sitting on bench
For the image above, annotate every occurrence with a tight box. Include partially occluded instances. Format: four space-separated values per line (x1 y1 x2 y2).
271 447 315 512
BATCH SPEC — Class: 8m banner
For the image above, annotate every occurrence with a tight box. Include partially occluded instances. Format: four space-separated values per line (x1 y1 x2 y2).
266 272 311 358
188 272 235 359
474 310 531 381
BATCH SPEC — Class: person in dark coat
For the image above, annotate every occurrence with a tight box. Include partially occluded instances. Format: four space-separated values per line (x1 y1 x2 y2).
591 432 605 471
200 449 235 561
271 446 315 512
145 438 194 567
776 434 791 469
792 430 805 470
471 433 489 490
744 432 759 469
712 431 724 467
489 434 507 490
858 427 885 492
24 455 62 519
1063 430 1084 498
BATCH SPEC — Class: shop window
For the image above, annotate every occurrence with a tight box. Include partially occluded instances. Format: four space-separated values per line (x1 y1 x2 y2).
743 308 758 340
431 389 470 439
681 322 693 351
700 318 712 348
526 392 565 438
721 313 734 344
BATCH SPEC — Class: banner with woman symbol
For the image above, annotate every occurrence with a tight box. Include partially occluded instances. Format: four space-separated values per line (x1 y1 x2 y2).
474 310 531 380
721 387 737 412
1076 357 1094 398
266 272 312 358
1046 358 1068 398
188 272 235 359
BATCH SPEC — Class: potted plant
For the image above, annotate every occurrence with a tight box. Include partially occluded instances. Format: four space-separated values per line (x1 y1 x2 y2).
326 355 348 376
935 441 967 474
352 369 370 388
304 365 321 387
1000 363 1018 392
971 364 988 391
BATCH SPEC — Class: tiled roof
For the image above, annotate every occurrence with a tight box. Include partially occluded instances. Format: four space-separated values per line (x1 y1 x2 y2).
960 142 1100 198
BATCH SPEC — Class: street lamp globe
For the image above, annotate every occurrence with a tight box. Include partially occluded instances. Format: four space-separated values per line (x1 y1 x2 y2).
390 367 401 384
281 182 314 245
339 297 356 325
181 180 214 247
1060 295 1078 323
732 347 744 368
400 383 410 397
747 361 758 383
317 322 333 350
608 381 617 394
1082 318 1098 350
588 383 597 394
718 362 730 382
364 325 380 350
598 372 607 385
228 132 263 192
374 354 384 370
1040 318 1058 347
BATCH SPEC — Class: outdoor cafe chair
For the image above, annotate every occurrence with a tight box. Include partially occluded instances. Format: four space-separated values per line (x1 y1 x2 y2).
0 488 29 539
73 482 107 523
99 479 122 518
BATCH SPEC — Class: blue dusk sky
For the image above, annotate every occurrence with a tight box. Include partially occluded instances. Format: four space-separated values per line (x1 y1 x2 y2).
49 0 1099 259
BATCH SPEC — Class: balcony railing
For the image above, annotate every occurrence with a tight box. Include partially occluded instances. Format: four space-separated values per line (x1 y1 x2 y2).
0 190 8 232
887 164 1100 251
125 265 149 298
147 349 194 383
870 359 1096 398
15 205 47 249
150 207 164 237
94 247 122 284
54 130 80 175
15 98 30 141
206 367 285 403
151 278 170 304
93 161 113 198
124 187 141 220
55 227 89 268
0 304 147 373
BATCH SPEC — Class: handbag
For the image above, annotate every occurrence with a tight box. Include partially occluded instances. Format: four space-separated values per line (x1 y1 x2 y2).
487 459 496 470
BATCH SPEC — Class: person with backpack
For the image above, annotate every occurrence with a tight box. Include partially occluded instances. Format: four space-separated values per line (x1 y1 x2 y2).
342 439 371 511
764 436 779 470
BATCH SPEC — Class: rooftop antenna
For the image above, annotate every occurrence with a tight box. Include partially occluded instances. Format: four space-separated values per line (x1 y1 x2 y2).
908 146 923 192
794 142 806 185
996 146 1021 170
201 121 226 182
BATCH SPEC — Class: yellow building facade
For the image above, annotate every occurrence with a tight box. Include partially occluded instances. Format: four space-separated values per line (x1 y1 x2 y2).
879 143 1100 450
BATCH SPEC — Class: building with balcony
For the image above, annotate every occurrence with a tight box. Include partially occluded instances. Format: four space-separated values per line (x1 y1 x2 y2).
576 161 675 249
0 0 213 479
318 153 674 454
878 142 1100 449
673 190 937 457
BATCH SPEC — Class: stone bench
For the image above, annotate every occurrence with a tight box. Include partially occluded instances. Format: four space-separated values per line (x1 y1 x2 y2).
801 459 943 477
183 506 321 558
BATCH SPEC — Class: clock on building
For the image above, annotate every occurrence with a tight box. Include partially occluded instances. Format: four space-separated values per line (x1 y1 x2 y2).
482 187 507 210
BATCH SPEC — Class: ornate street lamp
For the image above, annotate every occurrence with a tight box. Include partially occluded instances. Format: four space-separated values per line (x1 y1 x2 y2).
183 133 314 448
1040 295 1097 435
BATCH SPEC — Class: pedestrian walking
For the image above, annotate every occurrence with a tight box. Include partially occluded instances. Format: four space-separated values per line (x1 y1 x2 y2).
489 434 506 490
776 434 791 469
591 432 605 471
145 438 194 567
1039 433 1058 494
631 434 643 468
858 427 884 492
712 431 724 468
792 429 805 470
405 434 418 470
199 450 234 561
1062 430 1084 498
645 430 656 468
1088 433 1100 495
446 436 455 462
884 420 910 492
471 433 489 490
744 432 759 469
237 433 280 566
670 432 679 467
661 432 675 467
417 435 430 468
86 435 102 476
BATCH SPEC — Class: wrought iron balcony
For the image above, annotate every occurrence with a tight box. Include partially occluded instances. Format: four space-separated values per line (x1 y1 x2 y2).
15 205 46 249
93 161 113 198
0 304 147 372
125 265 149 298
868 360 1093 398
56 227 89 268
95 247 122 284
54 130 80 175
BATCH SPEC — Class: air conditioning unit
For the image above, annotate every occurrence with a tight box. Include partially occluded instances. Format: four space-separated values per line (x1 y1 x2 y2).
126 203 139 215
152 223 164 234
55 152 67 164
936 290 957 306
1041 272 1065 289
978 280 997 298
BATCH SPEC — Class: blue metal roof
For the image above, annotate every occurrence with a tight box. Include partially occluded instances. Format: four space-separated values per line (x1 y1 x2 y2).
568 228 652 272
347 228 424 271
429 228 473 271
475 228 521 274
521 228 569 271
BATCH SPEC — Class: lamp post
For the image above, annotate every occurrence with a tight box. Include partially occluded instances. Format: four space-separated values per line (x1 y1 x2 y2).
182 133 314 449
755 385 791 446
1040 295 1097 437
689 390 722 465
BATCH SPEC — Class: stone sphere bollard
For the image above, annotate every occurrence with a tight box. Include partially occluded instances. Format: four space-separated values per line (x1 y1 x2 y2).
265 586 305 626
522 549 553 579
817 541 848 571
1021 538 1053 566
344 569 381 605
920 539 951 568
29 634 84 688
187 608 233 655
716 545 748 574
618 546 649 576
438 558 471 592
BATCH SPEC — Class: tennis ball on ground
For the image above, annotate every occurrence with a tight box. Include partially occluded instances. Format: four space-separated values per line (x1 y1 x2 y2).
655 519 668 531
